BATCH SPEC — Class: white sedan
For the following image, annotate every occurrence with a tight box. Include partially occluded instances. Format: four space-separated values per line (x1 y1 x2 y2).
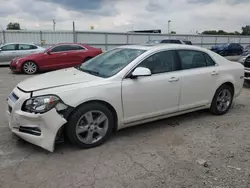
6 44 244 152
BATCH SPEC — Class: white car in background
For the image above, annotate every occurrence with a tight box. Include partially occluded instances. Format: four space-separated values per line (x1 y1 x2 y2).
6 44 244 152
0 43 45 65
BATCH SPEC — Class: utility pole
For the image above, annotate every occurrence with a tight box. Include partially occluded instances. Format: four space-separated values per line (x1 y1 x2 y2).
52 19 56 31
168 20 171 35
73 21 76 43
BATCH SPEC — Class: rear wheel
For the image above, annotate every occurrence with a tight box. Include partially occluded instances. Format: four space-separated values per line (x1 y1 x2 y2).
66 102 114 149
22 61 38 75
210 85 233 115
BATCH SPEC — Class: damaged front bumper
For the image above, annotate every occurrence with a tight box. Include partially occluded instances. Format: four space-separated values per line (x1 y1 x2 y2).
6 87 68 152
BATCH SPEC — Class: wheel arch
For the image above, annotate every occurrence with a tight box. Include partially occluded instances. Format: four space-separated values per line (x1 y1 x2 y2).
65 100 118 132
218 82 235 97
21 60 39 72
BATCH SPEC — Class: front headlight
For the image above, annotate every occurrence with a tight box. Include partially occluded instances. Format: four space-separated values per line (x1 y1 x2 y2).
23 95 60 113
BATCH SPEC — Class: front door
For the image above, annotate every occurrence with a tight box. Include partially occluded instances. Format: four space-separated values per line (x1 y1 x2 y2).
40 45 70 70
122 50 181 124
177 50 219 110
0 44 18 63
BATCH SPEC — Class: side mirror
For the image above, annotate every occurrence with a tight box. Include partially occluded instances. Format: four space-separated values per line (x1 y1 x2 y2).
131 67 151 78
46 50 52 54
0 49 2 52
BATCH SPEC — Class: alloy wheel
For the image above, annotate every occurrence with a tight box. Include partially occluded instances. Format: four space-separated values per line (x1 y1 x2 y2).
216 89 232 112
23 62 37 74
76 110 109 144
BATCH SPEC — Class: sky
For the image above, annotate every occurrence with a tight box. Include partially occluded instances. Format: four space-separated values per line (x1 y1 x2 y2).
0 0 249 34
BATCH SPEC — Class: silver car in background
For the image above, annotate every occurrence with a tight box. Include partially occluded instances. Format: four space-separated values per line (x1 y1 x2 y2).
0 43 45 65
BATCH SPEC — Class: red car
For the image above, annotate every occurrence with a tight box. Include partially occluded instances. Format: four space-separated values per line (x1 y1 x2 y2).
10 43 103 74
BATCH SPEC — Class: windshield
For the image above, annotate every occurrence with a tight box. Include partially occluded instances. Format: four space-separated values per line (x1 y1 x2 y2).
78 48 146 78
146 40 161 44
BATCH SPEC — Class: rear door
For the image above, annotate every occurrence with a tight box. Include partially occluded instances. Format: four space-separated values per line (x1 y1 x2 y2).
0 44 18 63
65 44 88 67
177 50 219 110
17 44 39 57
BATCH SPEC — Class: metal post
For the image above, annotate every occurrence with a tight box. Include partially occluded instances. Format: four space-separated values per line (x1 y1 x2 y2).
105 33 108 51
168 20 171 37
201 35 203 47
3 30 6 44
227 36 230 43
73 21 76 43
148 34 151 41
40 31 42 46
215 36 218 44
53 20 56 31
126 33 129 44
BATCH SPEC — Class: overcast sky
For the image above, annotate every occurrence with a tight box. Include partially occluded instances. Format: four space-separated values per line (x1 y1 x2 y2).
0 0 249 34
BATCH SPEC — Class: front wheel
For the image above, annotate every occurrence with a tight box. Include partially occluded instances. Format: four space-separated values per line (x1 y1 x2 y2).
210 85 233 115
22 61 38 75
66 102 114 149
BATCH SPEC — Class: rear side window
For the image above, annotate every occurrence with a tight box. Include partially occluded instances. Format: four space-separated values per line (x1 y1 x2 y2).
204 53 216 66
18 44 37 50
183 40 192 45
68 45 86 51
178 50 215 70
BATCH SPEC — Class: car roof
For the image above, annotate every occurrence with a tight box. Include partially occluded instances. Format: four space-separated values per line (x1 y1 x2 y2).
2 42 37 45
118 44 206 52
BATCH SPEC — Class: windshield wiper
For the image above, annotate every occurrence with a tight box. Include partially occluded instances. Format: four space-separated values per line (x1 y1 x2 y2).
80 68 100 76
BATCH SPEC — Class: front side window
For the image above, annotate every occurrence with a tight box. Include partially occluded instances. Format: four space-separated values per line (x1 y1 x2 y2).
1 44 16 51
138 50 177 74
178 50 207 69
50 45 70 52
78 48 146 78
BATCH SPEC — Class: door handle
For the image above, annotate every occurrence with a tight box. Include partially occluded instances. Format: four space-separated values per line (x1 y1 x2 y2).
168 77 179 82
210 71 219 76
62 53 67 55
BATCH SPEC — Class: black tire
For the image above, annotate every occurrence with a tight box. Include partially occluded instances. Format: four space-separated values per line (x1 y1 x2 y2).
22 61 38 75
210 84 234 115
65 102 114 149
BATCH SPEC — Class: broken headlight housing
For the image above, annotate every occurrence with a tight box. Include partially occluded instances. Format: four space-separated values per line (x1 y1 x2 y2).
23 95 61 113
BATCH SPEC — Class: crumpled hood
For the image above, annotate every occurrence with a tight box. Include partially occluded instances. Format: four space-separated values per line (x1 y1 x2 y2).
17 68 103 92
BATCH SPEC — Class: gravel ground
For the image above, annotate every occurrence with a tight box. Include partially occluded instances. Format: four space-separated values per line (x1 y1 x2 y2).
0 66 250 188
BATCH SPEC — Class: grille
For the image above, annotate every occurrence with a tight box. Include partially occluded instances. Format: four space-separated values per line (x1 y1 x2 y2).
19 126 41 136
245 72 250 78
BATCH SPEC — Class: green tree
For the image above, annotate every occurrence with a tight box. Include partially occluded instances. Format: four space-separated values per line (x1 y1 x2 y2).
7 22 21 30
202 30 218 35
241 25 250 35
